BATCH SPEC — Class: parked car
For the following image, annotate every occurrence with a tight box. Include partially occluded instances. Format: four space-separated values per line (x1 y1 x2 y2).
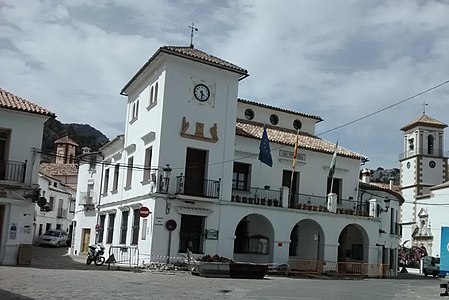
38 230 68 247
422 256 440 277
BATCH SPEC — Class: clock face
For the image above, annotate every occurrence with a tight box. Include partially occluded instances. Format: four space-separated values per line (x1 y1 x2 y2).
193 84 210 102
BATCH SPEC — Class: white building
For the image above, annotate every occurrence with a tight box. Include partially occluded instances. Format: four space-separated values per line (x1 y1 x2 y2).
73 46 403 275
0 88 54 265
400 113 449 256
34 173 76 245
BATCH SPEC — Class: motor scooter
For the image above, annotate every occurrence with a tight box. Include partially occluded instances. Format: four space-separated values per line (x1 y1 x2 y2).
86 243 105 266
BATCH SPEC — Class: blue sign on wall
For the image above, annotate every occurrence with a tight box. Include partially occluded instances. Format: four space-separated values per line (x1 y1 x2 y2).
441 226 449 276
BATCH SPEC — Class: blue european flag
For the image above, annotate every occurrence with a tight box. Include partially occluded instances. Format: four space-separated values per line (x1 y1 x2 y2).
259 126 273 167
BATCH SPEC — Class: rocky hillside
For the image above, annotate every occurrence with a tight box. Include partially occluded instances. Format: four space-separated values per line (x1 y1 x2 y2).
42 118 109 159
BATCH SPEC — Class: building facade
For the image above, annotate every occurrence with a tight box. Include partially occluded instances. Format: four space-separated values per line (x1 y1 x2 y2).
400 113 449 256
0 88 53 265
73 46 403 275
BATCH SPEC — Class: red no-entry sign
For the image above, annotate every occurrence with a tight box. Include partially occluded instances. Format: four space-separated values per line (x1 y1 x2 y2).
139 207 151 218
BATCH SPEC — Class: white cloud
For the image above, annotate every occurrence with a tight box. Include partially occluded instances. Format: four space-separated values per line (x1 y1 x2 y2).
1 0 449 168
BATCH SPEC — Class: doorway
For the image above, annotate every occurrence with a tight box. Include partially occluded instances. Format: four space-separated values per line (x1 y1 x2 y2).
179 215 205 254
184 148 207 197
81 228 91 254
0 205 5 261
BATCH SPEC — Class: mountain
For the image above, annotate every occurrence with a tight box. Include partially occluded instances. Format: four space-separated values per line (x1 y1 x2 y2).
42 118 109 159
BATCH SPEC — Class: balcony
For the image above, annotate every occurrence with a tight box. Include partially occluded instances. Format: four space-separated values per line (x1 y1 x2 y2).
176 175 220 199
0 160 26 183
231 187 283 207
79 191 96 209
57 208 68 219
399 148 445 160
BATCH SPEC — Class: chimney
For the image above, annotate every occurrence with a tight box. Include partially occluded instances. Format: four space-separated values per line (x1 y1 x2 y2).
82 147 91 154
389 179 394 190
361 168 371 183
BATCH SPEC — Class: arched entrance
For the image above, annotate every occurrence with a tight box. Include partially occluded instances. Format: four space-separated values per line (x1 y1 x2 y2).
233 214 274 263
289 219 325 260
337 224 369 263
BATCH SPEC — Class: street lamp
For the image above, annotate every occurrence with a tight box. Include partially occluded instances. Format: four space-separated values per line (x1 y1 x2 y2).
163 164 172 214
377 199 391 216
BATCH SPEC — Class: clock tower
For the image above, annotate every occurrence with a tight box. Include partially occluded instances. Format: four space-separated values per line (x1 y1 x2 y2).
399 113 448 250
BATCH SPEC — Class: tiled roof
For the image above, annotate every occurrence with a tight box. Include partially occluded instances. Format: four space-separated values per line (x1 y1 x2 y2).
54 135 79 146
40 163 78 177
0 88 54 117
238 98 323 122
121 46 248 95
235 119 364 160
401 113 447 131
359 181 405 204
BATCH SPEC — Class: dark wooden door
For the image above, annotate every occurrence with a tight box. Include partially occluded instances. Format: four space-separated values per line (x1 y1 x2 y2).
184 148 207 197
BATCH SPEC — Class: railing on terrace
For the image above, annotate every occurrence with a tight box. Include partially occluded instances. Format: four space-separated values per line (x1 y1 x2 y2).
0 160 26 183
231 187 283 207
399 148 445 160
176 175 220 199
79 191 96 206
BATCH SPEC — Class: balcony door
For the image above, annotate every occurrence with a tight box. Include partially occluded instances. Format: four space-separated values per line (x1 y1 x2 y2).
0 131 9 180
282 170 299 208
184 148 207 197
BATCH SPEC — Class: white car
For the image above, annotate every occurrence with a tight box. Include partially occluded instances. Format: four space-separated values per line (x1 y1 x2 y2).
38 230 68 247
422 256 440 277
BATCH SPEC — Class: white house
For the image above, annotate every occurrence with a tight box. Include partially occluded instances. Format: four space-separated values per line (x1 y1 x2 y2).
0 88 54 265
399 113 449 257
73 46 403 276
34 173 76 245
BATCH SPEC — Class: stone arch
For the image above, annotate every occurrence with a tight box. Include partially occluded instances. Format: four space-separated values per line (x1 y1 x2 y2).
233 213 274 263
289 219 325 261
337 223 369 263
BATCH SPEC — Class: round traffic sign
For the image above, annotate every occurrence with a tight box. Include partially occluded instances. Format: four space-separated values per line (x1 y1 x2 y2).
139 206 151 218
166 219 177 231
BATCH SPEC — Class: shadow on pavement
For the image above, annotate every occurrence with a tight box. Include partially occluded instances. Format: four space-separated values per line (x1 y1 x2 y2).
27 245 108 271
0 289 34 299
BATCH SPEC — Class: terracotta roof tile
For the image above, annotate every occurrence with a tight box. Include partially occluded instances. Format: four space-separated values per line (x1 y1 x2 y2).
161 46 248 75
40 163 78 177
235 119 364 160
121 46 248 95
0 88 54 117
54 135 79 146
401 113 447 131
238 98 323 121
359 181 405 204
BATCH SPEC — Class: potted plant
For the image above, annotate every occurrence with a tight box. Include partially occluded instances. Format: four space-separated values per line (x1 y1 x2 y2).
255 197 260 205
231 195 235 202
261 198 266 205
267 199 273 206
274 199 279 207
242 197 248 203
249 197 254 204
235 195 241 203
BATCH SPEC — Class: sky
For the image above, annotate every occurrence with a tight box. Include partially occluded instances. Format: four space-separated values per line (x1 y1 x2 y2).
1 0 449 169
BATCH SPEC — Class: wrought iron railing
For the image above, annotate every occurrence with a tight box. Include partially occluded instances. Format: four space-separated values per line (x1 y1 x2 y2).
399 148 445 160
79 191 96 206
231 186 283 207
0 160 26 183
176 175 220 199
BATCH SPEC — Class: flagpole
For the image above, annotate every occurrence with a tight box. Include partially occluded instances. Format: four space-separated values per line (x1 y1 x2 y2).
329 140 339 194
355 148 363 210
290 129 299 207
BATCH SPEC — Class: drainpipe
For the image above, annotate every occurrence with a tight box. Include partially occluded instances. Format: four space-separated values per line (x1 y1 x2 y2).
95 152 105 244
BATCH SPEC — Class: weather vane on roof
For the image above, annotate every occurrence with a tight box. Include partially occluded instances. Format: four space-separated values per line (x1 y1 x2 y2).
422 101 428 114
189 22 198 48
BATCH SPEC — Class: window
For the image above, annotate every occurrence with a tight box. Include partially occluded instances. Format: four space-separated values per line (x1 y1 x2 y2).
120 211 129 244
269 114 279 125
149 82 158 107
131 209 140 245
49 196 55 211
56 224 62 230
46 223 51 232
131 99 139 121
57 199 64 218
244 109 254 120
112 164 119 192
179 215 205 254
143 147 153 181
106 213 115 244
408 138 414 151
98 215 106 243
293 119 302 130
126 157 133 188
428 135 434 155
327 177 342 203
390 207 395 234
103 169 109 194
87 183 94 204
233 162 250 191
